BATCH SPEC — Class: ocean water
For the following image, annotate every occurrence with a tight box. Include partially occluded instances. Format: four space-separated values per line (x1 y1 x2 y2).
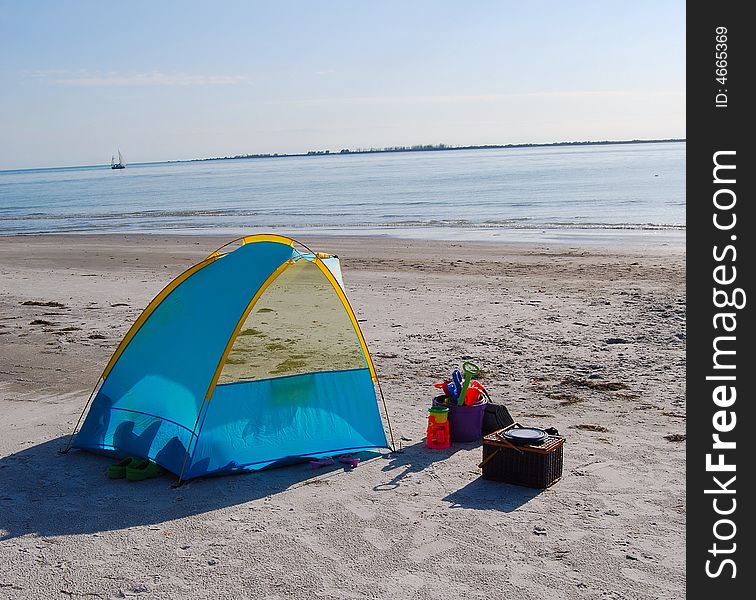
0 142 685 240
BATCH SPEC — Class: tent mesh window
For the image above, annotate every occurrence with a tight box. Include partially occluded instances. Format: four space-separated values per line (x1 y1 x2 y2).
218 258 367 384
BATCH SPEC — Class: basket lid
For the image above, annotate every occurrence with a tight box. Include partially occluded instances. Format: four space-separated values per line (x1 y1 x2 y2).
502 427 548 445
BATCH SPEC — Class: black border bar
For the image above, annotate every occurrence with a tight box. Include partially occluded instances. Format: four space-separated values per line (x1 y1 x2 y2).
687 3 753 595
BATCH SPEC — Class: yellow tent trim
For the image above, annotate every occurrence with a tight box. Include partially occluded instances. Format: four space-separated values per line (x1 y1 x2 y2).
207 234 295 259
312 257 378 382
203 259 294 401
101 255 220 380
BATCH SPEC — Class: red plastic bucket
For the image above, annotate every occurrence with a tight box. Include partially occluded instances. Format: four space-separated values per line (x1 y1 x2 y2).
433 395 487 442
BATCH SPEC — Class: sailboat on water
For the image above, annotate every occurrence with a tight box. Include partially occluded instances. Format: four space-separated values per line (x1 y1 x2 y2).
111 150 126 170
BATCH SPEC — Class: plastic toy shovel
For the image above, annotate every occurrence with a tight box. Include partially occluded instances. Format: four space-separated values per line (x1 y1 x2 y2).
457 361 481 405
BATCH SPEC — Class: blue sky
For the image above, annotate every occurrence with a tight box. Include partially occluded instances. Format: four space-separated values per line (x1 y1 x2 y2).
0 1 685 169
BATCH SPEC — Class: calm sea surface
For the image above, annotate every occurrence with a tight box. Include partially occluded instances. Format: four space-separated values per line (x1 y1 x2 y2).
0 143 684 239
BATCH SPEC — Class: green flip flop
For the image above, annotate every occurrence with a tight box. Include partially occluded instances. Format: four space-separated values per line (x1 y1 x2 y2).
107 456 136 479
126 459 163 481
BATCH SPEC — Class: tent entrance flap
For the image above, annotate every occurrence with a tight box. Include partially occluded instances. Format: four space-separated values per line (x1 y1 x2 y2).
216 258 369 385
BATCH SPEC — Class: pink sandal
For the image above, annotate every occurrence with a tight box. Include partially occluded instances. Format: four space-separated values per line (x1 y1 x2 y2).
337 454 360 468
309 457 335 469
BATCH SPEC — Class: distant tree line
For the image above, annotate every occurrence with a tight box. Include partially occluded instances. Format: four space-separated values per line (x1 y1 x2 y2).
188 139 685 163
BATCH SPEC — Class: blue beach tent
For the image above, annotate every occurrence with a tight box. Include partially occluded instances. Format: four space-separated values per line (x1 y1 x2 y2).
68 235 391 481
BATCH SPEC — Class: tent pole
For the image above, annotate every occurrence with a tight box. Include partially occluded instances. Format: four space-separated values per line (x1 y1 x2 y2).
375 377 397 452
175 397 211 485
60 378 103 454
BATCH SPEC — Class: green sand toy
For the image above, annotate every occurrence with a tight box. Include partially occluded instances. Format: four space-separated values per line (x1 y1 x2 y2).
457 361 481 406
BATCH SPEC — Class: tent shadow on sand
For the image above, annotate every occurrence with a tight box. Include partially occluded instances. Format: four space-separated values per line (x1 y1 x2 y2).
0 437 377 541
373 440 466 491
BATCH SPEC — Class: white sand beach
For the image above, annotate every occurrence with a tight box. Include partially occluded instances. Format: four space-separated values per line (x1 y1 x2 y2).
0 234 685 599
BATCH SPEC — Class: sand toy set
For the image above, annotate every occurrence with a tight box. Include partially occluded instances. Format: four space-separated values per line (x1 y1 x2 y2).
427 361 564 489
427 361 489 447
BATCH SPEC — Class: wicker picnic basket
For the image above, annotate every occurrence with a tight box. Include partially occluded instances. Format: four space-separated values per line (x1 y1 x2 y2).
480 423 564 488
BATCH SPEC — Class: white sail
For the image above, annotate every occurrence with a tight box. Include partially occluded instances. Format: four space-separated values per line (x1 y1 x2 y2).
111 149 126 169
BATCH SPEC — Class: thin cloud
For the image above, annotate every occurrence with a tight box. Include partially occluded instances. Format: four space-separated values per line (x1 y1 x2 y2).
33 70 248 87
287 90 684 106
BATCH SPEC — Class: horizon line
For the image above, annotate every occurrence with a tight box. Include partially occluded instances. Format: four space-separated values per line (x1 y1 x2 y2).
1 137 686 173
